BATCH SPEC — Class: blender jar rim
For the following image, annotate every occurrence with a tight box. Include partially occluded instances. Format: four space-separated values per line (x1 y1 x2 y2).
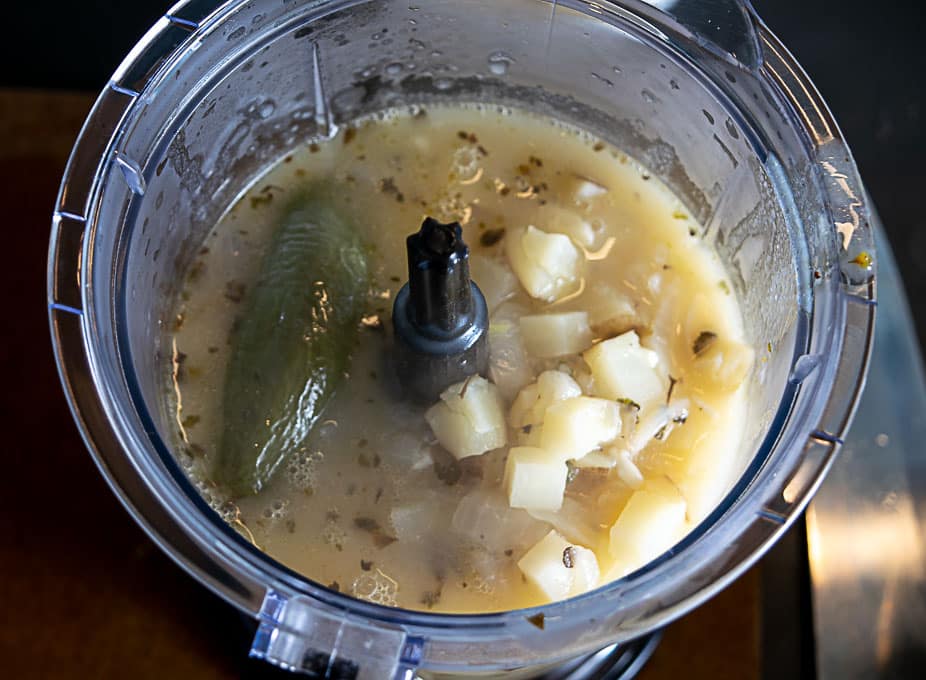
47 0 876 673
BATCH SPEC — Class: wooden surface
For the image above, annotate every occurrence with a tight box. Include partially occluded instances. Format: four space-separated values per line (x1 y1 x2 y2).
0 88 760 679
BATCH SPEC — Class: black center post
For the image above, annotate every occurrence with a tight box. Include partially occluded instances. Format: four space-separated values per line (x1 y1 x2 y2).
392 218 489 402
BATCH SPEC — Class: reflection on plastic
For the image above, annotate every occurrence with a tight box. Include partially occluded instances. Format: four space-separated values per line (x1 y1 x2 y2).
807 230 926 678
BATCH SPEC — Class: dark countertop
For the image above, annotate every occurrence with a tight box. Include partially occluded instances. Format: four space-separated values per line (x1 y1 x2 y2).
2 1 923 678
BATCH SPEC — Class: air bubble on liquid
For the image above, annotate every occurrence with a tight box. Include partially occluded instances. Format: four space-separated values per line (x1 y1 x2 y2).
434 191 470 224
464 548 502 596
217 500 240 523
176 448 195 472
316 420 339 440
487 51 514 76
434 77 453 91
286 449 323 491
322 520 346 547
385 62 404 76
262 498 290 521
451 145 481 182
352 570 398 607
194 479 233 519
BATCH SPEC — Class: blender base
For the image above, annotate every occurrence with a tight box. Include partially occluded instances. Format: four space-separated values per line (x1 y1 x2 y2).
533 633 661 680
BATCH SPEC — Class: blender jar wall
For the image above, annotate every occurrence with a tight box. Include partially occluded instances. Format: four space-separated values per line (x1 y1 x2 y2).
48 0 875 676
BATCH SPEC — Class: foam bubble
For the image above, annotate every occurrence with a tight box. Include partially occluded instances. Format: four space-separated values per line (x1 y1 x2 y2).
262 498 290 521
351 570 398 607
451 145 480 182
322 517 346 549
286 449 323 491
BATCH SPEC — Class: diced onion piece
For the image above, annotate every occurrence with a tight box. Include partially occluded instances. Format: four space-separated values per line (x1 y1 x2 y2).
541 204 599 249
572 449 616 469
519 312 593 358
504 447 568 511
506 226 582 302
488 303 534 402
613 448 645 489
568 544 601 596
391 500 439 542
509 371 582 446
627 400 690 453
607 478 687 576
425 376 507 460
540 396 621 462
692 337 754 392
527 496 604 549
469 254 517 313
562 173 609 204
518 530 598 601
583 330 664 407
509 382 542 446
583 282 638 339
452 487 549 554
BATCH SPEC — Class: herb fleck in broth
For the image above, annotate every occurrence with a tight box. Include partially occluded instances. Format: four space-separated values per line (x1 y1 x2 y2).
168 104 752 612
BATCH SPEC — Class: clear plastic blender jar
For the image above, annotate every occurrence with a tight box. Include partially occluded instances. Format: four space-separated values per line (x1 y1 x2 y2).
47 0 876 677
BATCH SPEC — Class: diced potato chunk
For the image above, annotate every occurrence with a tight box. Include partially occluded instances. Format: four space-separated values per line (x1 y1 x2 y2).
518 530 600 600
520 312 593 358
540 396 621 462
504 447 568 511
583 330 664 407
469 254 517 313
506 226 582 302
607 477 687 576
425 376 507 460
509 371 583 446
691 337 754 392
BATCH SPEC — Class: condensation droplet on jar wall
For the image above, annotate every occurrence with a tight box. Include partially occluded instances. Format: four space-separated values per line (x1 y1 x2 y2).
487 51 514 76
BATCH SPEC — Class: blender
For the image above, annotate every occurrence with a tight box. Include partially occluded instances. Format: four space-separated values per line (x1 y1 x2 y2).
47 0 876 677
